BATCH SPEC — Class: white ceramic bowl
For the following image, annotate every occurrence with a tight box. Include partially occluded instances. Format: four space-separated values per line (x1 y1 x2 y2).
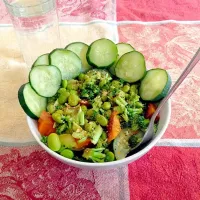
27 99 171 169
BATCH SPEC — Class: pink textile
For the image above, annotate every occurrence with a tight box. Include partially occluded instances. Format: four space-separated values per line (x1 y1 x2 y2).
129 147 200 200
117 0 200 21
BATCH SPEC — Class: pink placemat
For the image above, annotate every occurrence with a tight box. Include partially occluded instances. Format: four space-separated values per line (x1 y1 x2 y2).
0 0 200 200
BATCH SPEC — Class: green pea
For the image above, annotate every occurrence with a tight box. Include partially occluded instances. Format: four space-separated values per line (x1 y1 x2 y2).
99 79 107 87
81 105 88 114
111 80 122 88
52 112 63 123
47 103 56 114
60 149 74 159
61 80 68 89
68 93 79 107
96 114 108 126
105 110 111 118
58 91 70 104
47 133 61 151
102 102 111 110
105 151 115 162
122 84 130 93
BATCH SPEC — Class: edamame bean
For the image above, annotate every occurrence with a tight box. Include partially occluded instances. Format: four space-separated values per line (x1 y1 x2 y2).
67 80 79 90
47 103 56 114
84 121 96 132
101 95 107 102
86 109 95 118
105 151 115 162
52 112 63 123
68 93 79 107
58 88 66 94
122 84 130 93
101 131 107 140
78 73 85 81
102 102 111 110
60 149 74 159
81 105 88 114
105 110 111 118
47 133 61 151
96 114 108 126
58 91 70 104
61 80 68 89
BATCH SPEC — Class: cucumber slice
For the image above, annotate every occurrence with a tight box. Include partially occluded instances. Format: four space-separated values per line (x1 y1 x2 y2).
49 49 82 80
139 68 171 101
32 53 49 67
113 129 144 160
113 129 133 160
18 83 47 119
115 51 146 83
86 38 118 68
65 42 92 73
109 43 135 75
29 65 62 97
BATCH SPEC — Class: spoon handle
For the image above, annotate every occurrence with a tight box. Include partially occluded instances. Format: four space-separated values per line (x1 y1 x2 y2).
152 47 200 120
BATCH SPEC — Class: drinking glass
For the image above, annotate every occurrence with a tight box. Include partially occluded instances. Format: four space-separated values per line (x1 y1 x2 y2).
3 0 61 67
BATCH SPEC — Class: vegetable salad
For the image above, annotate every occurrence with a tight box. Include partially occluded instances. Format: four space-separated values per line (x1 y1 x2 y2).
18 38 171 163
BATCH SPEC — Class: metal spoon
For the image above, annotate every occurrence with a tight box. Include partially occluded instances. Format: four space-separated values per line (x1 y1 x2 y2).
128 47 200 155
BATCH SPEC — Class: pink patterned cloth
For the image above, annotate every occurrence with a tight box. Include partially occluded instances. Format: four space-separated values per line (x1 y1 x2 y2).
0 0 200 200
117 0 200 21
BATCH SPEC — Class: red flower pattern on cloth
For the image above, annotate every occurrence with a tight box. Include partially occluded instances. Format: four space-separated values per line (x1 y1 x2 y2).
0 149 100 200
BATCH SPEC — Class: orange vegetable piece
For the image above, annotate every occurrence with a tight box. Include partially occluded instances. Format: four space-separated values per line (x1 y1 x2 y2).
107 111 121 143
75 138 91 150
145 103 160 122
38 111 55 136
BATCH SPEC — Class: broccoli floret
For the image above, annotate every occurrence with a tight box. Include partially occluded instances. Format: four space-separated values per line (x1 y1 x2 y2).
92 96 103 111
128 132 144 148
82 148 106 163
138 116 150 130
96 131 108 148
80 84 100 100
130 114 140 131
41 136 47 144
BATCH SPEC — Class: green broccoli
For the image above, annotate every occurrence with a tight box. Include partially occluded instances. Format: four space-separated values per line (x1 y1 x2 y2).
96 131 108 148
128 132 144 148
80 84 100 100
138 116 150 131
82 148 106 163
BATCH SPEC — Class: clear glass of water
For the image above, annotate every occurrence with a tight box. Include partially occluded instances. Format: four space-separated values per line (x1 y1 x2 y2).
3 0 61 67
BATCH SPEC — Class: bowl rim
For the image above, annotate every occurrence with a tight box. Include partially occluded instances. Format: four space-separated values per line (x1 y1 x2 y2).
27 99 171 167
